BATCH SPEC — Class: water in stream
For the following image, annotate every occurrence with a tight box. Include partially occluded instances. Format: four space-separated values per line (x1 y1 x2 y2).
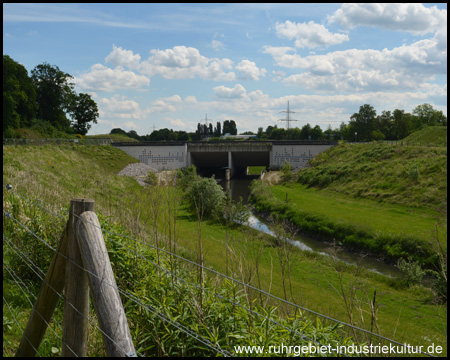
218 176 403 279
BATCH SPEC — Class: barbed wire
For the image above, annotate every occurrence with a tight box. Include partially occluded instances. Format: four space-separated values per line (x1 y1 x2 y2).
3 213 230 357
3 295 42 358
3 184 439 357
3 260 78 357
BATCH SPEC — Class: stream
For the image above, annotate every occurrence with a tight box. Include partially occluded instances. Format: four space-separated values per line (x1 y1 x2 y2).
219 177 403 279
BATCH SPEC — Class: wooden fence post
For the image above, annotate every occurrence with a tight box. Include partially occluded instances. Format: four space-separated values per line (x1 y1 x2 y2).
15 224 69 357
76 211 136 357
62 199 95 357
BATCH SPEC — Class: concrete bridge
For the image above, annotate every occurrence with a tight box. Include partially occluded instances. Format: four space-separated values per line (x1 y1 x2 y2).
112 141 336 178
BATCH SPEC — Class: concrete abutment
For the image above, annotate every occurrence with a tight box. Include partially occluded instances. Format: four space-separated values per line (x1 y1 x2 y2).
112 141 336 179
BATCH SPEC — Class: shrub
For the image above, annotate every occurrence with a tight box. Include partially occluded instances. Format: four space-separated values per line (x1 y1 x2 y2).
176 165 197 191
397 257 426 287
280 161 293 183
184 176 226 220
144 171 158 186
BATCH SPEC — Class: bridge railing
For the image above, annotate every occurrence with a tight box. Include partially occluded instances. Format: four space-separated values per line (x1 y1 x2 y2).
111 140 337 147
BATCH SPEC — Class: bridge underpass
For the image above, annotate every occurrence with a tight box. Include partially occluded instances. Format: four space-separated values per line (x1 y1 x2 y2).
188 143 272 179
189 150 270 178
112 141 336 179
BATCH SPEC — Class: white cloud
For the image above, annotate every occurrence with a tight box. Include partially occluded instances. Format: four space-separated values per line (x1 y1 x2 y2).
264 33 446 93
236 59 266 80
184 95 198 104
271 70 286 82
98 95 144 119
123 121 138 130
263 46 305 68
138 45 235 81
328 3 447 35
275 20 349 49
167 117 186 128
147 95 182 113
76 64 150 91
105 44 141 68
211 39 225 51
213 84 247 99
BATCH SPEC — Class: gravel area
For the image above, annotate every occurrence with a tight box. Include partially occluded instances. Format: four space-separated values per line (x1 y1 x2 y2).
118 162 158 186
118 162 157 177
118 162 177 187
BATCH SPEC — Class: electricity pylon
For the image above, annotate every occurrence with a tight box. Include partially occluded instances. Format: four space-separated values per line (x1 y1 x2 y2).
278 101 299 130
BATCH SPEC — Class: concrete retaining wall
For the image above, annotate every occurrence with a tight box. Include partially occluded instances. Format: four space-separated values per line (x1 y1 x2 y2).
117 144 187 170
271 144 333 169
114 141 335 172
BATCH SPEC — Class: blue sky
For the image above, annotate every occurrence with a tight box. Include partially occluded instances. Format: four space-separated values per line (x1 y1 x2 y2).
3 3 447 135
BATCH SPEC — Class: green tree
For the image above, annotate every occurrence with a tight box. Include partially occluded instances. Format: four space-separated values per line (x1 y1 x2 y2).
110 128 127 135
223 120 237 135
214 121 221 137
377 110 395 140
3 55 37 132
300 123 312 140
285 127 302 140
310 125 324 140
31 62 75 131
127 130 141 140
349 104 377 141
413 103 447 127
270 127 286 140
393 109 413 140
69 93 99 135
257 127 264 139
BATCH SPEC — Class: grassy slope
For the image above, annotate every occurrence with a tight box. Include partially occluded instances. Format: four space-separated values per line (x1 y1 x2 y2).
85 133 140 143
3 144 447 355
251 141 446 264
403 126 447 146
297 142 447 210
3 144 141 213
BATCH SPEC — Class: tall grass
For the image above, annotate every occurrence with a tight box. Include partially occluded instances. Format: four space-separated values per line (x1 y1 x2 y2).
3 185 355 357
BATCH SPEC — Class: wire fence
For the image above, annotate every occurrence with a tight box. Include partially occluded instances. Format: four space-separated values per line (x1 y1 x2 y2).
3 183 441 357
3 137 447 148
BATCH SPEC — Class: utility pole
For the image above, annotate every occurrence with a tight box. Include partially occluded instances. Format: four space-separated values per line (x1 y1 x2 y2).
278 101 299 130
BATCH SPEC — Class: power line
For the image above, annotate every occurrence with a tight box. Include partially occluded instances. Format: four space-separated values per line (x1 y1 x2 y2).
278 101 299 130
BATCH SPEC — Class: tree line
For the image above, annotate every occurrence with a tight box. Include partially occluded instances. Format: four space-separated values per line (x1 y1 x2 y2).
258 103 446 142
4 55 446 142
3 55 99 137
111 103 446 143
111 119 239 142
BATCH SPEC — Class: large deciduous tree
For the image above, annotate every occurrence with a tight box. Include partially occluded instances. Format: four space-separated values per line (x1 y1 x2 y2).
413 103 447 127
69 93 99 135
31 62 75 131
3 55 37 132
349 104 377 141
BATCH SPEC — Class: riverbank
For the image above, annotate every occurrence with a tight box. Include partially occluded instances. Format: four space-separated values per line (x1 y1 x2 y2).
249 181 444 268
